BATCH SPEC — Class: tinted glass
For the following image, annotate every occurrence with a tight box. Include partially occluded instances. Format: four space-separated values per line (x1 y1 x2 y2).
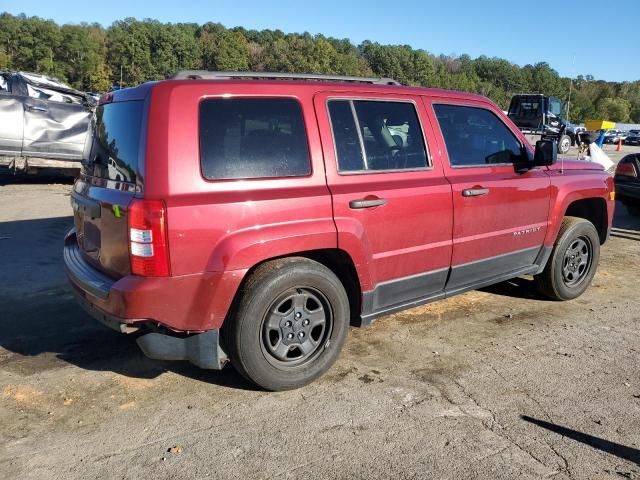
86 100 143 183
434 104 522 167
328 100 427 172
199 98 310 180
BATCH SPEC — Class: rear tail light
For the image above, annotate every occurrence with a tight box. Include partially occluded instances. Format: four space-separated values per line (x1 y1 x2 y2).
615 162 637 178
128 199 170 276
98 92 113 105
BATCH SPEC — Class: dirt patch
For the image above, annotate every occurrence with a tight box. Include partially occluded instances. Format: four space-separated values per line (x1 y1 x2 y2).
396 291 490 319
1 182 640 480
111 374 158 392
2 384 45 407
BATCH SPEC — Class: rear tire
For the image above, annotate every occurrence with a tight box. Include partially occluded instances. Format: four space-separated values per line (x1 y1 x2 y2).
534 217 600 300
225 257 349 391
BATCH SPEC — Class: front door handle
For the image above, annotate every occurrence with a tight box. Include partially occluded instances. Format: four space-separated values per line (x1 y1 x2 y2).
462 188 490 197
27 105 48 113
349 198 387 209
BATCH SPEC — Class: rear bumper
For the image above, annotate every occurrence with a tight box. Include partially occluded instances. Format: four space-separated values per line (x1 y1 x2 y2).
63 229 245 332
68 278 228 369
63 229 240 369
64 233 114 301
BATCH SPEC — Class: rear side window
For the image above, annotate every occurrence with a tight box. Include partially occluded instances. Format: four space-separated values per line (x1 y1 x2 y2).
199 98 311 180
86 101 143 183
433 104 522 167
328 99 428 172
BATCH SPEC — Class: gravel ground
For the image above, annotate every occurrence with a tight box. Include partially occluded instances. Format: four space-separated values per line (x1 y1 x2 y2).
0 146 639 480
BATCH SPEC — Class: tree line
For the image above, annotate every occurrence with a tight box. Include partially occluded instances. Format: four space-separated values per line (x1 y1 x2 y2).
1 12 639 124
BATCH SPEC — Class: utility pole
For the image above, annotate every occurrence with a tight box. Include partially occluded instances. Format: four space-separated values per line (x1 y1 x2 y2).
120 64 123 89
566 54 576 122
567 77 573 122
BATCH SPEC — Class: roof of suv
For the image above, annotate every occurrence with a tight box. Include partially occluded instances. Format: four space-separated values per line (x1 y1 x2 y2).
107 74 488 104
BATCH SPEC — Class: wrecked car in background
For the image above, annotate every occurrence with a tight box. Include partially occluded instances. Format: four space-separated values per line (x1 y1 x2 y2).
0 71 96 175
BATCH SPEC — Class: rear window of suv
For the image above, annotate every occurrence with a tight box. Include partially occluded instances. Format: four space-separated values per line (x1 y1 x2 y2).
85 100 143 184
199 98 311 180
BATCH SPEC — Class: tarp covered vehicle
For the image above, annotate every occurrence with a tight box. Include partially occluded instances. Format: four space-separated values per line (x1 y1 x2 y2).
0 71 96 175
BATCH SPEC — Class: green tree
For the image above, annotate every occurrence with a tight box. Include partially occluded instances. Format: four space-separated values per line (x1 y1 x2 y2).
359 41 439 86
199 24 249 71
88 62 112 92
474 56 526 94
106 18 155 86
57 24 106 89
596 97 631 122
147 21 200 78
0 11 638 118
523 62 565 97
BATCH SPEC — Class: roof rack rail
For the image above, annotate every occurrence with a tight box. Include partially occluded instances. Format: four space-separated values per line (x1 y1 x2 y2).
169 70 400 86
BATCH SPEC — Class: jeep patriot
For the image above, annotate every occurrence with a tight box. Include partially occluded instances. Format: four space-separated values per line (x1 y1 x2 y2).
64 71 615 390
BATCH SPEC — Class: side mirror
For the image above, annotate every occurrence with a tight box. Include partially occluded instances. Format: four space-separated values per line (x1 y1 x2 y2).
534 140 557 166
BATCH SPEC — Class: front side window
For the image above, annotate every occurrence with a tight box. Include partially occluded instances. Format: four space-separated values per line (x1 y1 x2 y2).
433 104 522 167
328 99 428 173
549 98 562 116
199 98 311 180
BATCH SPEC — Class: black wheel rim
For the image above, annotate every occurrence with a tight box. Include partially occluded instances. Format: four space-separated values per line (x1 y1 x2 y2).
260 287 332 367
561 236 593 287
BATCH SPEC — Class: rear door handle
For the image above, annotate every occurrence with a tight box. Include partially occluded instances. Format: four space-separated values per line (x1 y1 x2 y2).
462 188 490 197
27 105 48 113
349 198 387 209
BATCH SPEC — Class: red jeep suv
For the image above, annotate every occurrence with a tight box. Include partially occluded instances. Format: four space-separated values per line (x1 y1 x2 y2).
65 71 614 390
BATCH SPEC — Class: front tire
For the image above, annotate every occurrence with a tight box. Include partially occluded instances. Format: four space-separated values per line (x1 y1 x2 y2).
558 135 571 154
534 217 600 300
225 257 349 391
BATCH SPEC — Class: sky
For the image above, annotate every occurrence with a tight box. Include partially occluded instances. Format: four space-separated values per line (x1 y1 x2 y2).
1 0 637 82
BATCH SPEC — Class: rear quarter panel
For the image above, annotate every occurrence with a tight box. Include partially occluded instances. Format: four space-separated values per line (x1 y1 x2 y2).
144 82 336 277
